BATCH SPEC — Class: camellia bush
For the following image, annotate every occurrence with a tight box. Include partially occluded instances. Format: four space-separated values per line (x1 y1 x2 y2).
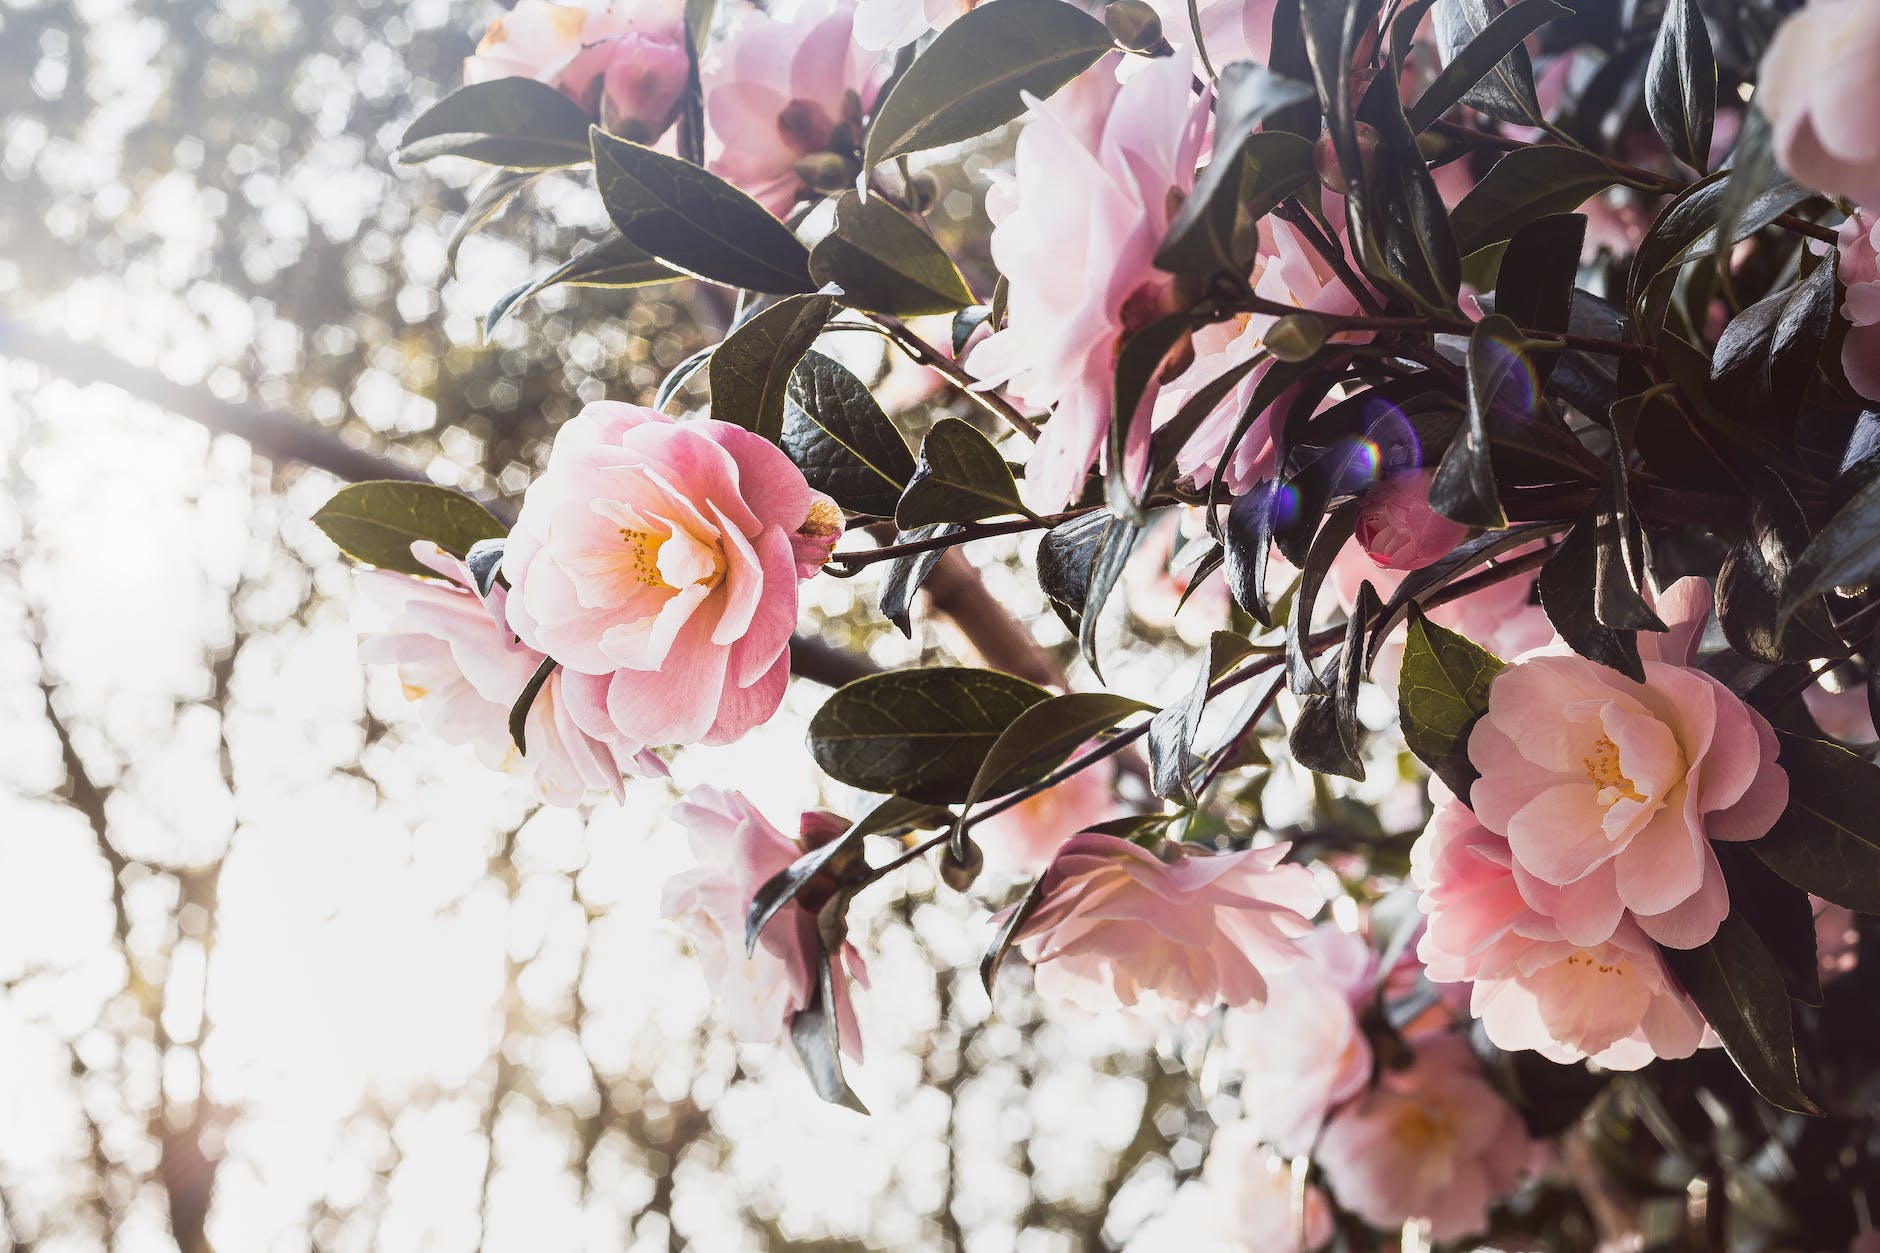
311 0 1880 1245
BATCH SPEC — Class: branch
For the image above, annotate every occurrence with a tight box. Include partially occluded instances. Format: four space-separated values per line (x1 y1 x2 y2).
870 314 1042 441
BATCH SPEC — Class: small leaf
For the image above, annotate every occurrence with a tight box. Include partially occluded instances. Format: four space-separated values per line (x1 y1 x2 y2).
1414 0 1570 131
1717 845 1821 1008
1783 473 1880 624
1714 104 1776 265
1399 605 1504 798
486 236 678 336
1430 314 1519 528
1285 502 1358 696
783 350 916 517
1291 583 1374 781
747 796 942 950
954 691 1149 854
1450 146 1656 255
312 481 507 578
1711 259 1836 427
807 667 1053 803
1148 632 1258 805
1716 470 1842 665
465 538 506 597
863 0 1112 167
878 524 958 636
1630 170 1808 311
447 167 540 275
1037 510 1112 631
1353 74 1462 314
1645 0 1716 174
1076 514 1142 680
1537 512 1644 682
396 78 594 168
1108 312 1203 521
591 127 813 294
1222 480 1283 628
1753 732 1880 914
507 656 556 755
1660 912 1821 1116
709 294 835 444
789 934 868 1112
896 418 1028 528
982 876 1048 994
809 192 975 316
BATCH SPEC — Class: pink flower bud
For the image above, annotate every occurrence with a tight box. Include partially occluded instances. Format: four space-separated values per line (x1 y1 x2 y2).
1353 468 1469 571
594 33 691 143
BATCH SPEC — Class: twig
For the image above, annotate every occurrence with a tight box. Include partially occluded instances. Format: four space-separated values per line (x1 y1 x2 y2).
870 313 1043 441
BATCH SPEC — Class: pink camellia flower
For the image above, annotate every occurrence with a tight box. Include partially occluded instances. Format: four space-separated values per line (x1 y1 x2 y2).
662 787 866 1054
974 754 1121 877
1412 782 1710 1068
1223 926 1375 1156
1315 1032 1537 1243
1353 468 1471 570
1000 832 1320 1015
357 541 662 806
967 53 1207 513
1833 209 1880 403
852 0 968 49
502 402 842 750
1467 577 1789 950
1758 0 1880 206
464 0 690 142
1202 1119 1333 1253
702 0 885 216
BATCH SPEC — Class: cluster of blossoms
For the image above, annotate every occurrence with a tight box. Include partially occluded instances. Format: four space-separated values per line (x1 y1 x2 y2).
334 0 1880 1242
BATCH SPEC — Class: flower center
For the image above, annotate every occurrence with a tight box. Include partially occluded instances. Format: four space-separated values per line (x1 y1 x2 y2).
1391 1099 1453 1154
1564 950 1627 976
619 527 675 591
1582 734 1647 805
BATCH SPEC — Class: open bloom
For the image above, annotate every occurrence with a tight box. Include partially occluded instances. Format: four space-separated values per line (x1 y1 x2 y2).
662 787 866 1054
968 53 1206 513
1001 833 1319 1015
465 0 690 141
1835 209 1880 403
703 0 884 215
502 402 841 750
1315 1033 1537 1243
1353 468 1470 571
1203 1119 1333 1253
1468 577 1789 949
1759 0 1880 206
357 542 660 806
1412 782 1710 1068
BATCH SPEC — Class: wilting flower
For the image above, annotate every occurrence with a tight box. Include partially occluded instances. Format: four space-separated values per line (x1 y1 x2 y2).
1001 832 1319 1015
967 53 1207 513
1412 782 1710 1068
502 402 841 750
703 0 884 215
662 787 866 1053
1315 1032 1537 1243
1353 468 1471 571
1202 1119 1333 1253
1758 0 1880 206
357 541 660 806
1467 577 1789 949
464 0 690 141
852 0 968 49
973 755 1121 877
1223 926 1375 1156
1834 209 1880 403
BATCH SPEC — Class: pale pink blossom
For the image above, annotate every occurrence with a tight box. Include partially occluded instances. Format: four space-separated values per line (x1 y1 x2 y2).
1315 1033 1537 1243
1353 468 1471 571
1834 210 1880 402
1223 926 1375 1155
974 754 1121 876
357 541 661 806
852 0 968 49
1001 832 1320 1015
702 0 884 215
967 54 1207 512
1758 0 1880 206
1412 782 1711 1069
1123 509 1236 647
1805 675 1878 743
464 0 690 141
502 402 841 750
1202 1119 1333 1253
662 787 865 1053
1154 0 1280 73
1468 577 1789 950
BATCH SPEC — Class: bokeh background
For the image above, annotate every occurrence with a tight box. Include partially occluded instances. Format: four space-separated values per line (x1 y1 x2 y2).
0 2 1329 1247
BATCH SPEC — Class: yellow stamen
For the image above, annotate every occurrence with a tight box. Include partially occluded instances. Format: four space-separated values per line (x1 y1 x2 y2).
1582 734 1647 804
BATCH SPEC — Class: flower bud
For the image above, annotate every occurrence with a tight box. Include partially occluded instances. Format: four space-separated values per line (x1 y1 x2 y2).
1265 313 1326 362
1314 122 1380 194
906 172 940 215
1354 468 1470 571
1105 0 1171 55
939 838 983 892
596 34 692 143
793 150 857 194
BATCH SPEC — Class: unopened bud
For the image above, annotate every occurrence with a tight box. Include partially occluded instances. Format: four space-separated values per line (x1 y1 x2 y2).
906 172 940 215
1266 312 1327 362
793 150 855 195
1313 121 1380 193
1355 467 1471 571
939 838 984 892
1105 0 1171 55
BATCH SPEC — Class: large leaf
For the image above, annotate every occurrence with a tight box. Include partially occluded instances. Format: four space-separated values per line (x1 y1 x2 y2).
709 294 835 444
1783 473 1880 624
1222 480 1283 629
1353 63 1461 313
312 481 507 579
783 350 916 517
1753 732 1880 914
1661 912 1821 1116
809 192 975 316
1494 212 1584 384
1037 510 1110 630
895 418 1028 528
1450 146 1655 255
862 0 1112 167
591 128 813 294
1429 314 1519 528
806 667 1053 803
1148 632 1258 805
485 236 678 336
1711 258 1835 426
396 78 593 168
1630 171 1809 311
1399 605 1504 798
1716 470 1842 665
878 523 959 635
1416 0 1569 131
1645 0 1716 174
953 692 1149 854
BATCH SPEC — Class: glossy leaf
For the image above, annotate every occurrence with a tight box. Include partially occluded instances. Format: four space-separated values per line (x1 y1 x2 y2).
465 538 506 597
1711 258 1835 426
1291 583 1375 781
896 418 1028 528
507 656 555 755
1285 503 1358 696
1494 212 1584 383
1222 480 1283 628
1148 632 1257 805
447 167 539 275
789 935 867 1112
1630 170 1808 309
746 796 942 951
1645 0 1716 174
1716 471 1842 665
1430 314 1519 528
485 236 678 336
1037 510 1109 631
1399 604 1504 799
1416 0 1568 130
878 523 959 635
1538 509 1644 681
1077 514 1142 680
809 192 975 315
709 294 835 444
396 78 593 168
1353 70 1461 313
1450 146 1654 255
1753 732 1880 914
954 692 1150 853
1783 473 1880 625
981 875 1048 993
782 350 916 518
312 481 507 579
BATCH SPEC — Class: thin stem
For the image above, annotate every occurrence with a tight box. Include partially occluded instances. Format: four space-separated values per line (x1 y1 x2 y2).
1235 292 1653 358
829 509 1085 569
1279 198 1388 317
871 313 1043 441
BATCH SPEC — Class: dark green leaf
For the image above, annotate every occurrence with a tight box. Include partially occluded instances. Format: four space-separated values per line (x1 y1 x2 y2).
1711 259 1835 426
1079 514 1142 681
1661 912 1821 1115
896 418 1028 528
783 349 915 517
954 692 1149 854
1753 732 1880 914
1590 392 1667 633
312 481 507 578
878 524 959 635
1451 146 1655 256
486 236 678 336
790 934 867 1112
1645 0 1716 174
591 127 814 294
396 78 594 168
1717 470 1843 665
1399 604 1504 798
1538 513 1644 681
809 191 975 315
1783 473 1880 626
709 294 835 444
1222 480 1283 628
447 167 540 275
1714 104 1776 265
1718 844 1822 1007
1366 523 1553 656
1414 0 1569 131
1291 583 1375 780
1495 212 1585 384
507 656 556 755
807 667 1053 803
746 796 942 950
656 344 716 411
1430 314 1519 528
1286 502 1358 695
1149 632 1258 805
1352 69 1461 313
1630 170 1808 309
982 875 1048 993
863 0 1112 166
1037 510 1109 631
